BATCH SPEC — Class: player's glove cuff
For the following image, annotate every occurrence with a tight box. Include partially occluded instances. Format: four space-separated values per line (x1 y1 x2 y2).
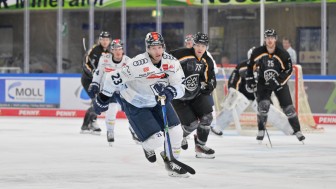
93 94 109 115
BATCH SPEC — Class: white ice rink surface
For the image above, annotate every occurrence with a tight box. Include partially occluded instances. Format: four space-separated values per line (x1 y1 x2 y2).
1 117 336 189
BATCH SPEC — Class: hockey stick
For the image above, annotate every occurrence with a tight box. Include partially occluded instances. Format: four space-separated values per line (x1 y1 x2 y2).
83 37 87 52
159 97 196 175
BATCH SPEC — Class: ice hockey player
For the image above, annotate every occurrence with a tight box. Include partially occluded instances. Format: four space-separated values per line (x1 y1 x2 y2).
88 39 130 146
246 28 305 142
212 47 295 136
92 32 190 177
80 31 111 134
184 34 221 135
170 32 217 159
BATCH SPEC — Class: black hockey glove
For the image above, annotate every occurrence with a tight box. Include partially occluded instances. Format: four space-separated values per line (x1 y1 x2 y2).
267 77 282 91
93 94 109 115
88 82 100 99
200 81 215 95
154 84 176 103
246 76 257 91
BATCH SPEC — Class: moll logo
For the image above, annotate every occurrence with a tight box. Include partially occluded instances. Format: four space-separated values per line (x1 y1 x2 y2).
6 80 45 102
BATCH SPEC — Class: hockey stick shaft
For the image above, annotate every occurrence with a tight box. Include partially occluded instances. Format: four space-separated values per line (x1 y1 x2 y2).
265 127 273 148
82 37 87 51
159 97 196 175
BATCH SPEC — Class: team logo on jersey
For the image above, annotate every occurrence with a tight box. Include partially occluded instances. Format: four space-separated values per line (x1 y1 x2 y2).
162 64 168 70
143 67 150 72
147 73 167 79
264 69 279 82
133 58 148 66
105 67 115 72
184 74 199 91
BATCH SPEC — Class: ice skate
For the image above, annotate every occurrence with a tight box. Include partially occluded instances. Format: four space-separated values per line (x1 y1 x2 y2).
89 120 101 135
210 127 223 136
194 135 215 159
107 131 114 146
143 149 156 163
160 151 189 178
256 130 265 142
181 137 188 150
80 124 90 134
294 131 305 143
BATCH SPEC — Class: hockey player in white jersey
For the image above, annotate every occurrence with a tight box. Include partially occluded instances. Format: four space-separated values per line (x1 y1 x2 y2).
92 32 191 177
88 39 130 146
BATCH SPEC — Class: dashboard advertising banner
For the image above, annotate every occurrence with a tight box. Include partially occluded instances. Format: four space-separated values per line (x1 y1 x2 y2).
0 76 60 108
60 77 91 110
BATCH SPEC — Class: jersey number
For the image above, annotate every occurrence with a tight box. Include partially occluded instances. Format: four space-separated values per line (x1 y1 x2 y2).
111 73 122 85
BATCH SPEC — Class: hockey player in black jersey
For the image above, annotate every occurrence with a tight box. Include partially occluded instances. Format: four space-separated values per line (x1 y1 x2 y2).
246 28 305 142
80 31 111 134
170 32 216 159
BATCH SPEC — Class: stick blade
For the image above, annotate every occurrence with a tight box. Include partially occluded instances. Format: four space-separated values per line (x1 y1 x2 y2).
172 159 196 175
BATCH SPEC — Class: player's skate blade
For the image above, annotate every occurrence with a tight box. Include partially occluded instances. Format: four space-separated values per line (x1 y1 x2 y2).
210 127 223 136
89 120 101 135
107 131 114 146
80 125 91 134
143 149 156 163
194 135 215 159
181 137 188 150
294 131 305 144
256 130 265 141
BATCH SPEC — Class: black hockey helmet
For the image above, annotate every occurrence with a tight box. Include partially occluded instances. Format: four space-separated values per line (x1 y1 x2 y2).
99 31 111 39
264 29 277 38
193 32 209 46
145 32 165 49
110 39 123 50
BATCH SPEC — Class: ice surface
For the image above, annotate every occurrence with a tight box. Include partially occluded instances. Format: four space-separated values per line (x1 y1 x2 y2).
0 117 335 189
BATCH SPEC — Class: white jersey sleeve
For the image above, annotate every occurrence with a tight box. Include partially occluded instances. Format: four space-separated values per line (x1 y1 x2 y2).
101 52 185 108
92 53 110 85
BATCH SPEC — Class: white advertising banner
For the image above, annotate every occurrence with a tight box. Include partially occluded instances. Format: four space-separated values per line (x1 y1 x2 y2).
60 77 91 110
5 80 45 102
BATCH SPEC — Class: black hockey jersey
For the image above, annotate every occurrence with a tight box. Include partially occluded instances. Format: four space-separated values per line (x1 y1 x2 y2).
170 47 217 101
228 60 255 101
247 45 292 86
82 44 109 78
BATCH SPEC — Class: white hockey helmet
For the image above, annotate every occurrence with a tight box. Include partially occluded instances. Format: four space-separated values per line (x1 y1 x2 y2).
145 32 165 50
110 39 123 50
